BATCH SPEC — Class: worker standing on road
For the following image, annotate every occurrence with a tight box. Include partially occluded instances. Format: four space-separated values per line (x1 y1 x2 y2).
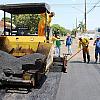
52 34 57 55
78 37 90 63
55 35 61 57
93 36 100 63
66 33 72 55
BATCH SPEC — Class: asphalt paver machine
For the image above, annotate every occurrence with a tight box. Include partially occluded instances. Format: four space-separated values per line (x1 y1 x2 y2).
0 3 56 88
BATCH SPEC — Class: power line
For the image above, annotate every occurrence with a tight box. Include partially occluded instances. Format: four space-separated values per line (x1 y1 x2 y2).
79 0 100 31
50 3 100 6
94 5 100 7
89 0 93 4
87 0 100 14
72 6 84 13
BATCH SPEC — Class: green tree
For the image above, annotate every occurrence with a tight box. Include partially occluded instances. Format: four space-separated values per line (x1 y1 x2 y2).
12 14 40 34
51 24 71 36
1 17 11 22
1 14 40 34
78 21 85 33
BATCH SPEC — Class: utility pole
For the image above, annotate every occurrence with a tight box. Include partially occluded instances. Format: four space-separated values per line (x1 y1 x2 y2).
85 0 87 32
75 17 77 37
76 18 77 30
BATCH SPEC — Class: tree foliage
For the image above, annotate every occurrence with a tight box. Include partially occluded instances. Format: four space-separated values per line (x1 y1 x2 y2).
51 24 71 36
1 16 71 36
1 17 11 23
72 21 86 37
13 14 40 34
78 21 85 33
1 14 40 34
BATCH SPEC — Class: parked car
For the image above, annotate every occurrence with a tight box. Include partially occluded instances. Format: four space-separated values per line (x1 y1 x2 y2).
86 34 95 40
78 33 95 40
83 33 95 40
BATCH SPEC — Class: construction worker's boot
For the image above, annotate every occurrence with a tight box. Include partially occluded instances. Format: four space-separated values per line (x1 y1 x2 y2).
84 60 86 63
64 68 67 73
87 55 90 63
95 59 97 63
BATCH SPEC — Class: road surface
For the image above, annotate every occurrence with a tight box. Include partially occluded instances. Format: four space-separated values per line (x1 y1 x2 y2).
56 38 100 100
0 37 100 100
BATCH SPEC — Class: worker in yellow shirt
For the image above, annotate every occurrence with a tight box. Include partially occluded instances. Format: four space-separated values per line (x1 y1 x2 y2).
38 12 55 36
78 37 90 63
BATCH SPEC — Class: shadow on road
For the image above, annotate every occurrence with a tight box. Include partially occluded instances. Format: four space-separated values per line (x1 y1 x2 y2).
36 75 47 89
49 61 63 72
69 61 84 63
69 61 99 64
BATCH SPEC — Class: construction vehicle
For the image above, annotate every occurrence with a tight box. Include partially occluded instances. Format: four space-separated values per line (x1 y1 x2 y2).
0 3 56 88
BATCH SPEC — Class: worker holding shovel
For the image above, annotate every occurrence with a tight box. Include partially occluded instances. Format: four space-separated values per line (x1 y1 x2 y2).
78 37 90 63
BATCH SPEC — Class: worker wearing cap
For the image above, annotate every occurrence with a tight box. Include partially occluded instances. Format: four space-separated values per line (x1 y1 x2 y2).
78 37 90 63
66 33 72 55
55 35 61 57
93 36 100 63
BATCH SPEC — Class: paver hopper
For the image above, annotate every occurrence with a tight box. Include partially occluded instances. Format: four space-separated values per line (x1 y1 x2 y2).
0 3 54 88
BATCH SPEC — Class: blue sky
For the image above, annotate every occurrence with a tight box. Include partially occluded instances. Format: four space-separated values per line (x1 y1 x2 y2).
0 0 100 30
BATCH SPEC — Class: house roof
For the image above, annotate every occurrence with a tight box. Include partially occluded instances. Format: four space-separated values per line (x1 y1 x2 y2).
0 3 50 14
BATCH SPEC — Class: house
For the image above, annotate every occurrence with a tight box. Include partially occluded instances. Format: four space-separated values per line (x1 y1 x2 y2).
0 21 16 35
